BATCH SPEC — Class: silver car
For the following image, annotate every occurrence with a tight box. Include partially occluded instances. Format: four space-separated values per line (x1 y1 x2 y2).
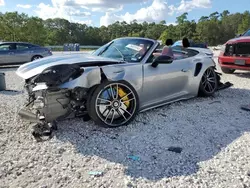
0 42 52 65
16 37 219 133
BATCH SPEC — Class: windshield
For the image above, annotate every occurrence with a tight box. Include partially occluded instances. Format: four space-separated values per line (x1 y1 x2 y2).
93 38 154 62
243 29 250 36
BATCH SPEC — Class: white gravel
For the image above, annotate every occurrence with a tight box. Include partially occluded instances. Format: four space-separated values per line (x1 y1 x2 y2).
1 56 250 188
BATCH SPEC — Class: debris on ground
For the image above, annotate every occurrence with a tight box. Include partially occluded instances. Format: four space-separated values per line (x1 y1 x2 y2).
241 105 250 112
127 155 140 161
88 171 104 177
167 147 183 153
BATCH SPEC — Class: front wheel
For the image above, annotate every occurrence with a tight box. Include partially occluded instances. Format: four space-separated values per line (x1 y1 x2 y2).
87 80 139 128
198 67 218 97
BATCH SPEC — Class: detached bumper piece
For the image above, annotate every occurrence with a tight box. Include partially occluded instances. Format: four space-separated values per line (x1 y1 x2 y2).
217 82 233 91
215 71 233 91
241 105 250 112
31 121 58 142
18 108 58 142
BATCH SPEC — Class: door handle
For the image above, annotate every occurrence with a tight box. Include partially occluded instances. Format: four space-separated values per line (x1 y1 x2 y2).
181 68 188 72
8 52 14 55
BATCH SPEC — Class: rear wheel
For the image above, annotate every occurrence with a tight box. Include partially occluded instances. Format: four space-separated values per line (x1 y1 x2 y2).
221 67 235 74
88 80 139 128
31 55 43 61
199 67 218 97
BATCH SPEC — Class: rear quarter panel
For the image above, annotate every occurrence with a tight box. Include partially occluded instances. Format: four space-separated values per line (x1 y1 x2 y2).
187 55 216 96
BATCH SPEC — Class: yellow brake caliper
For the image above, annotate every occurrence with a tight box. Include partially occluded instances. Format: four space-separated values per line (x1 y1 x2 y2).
118 87 130 107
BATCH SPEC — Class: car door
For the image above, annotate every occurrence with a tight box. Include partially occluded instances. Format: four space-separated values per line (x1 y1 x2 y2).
15 43 33 63
0 44 10 64
0 43 16 64
140 56 192 108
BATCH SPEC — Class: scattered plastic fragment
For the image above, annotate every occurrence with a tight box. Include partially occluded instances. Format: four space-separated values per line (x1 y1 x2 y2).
128 155 140 161
247 171 250 177
217 82 233 91
88 171 103 176
241 105 250 112
209 101 221 105
4 89 19 92
152 155 157 160
168 147 183 153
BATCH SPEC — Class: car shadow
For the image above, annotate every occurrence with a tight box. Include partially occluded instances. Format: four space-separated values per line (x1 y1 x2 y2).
55 87 250 180
0 65 20 71
0 90 23 96
233 71 250 79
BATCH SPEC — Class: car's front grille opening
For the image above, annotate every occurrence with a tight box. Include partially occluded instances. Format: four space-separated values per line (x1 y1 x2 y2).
224 42 250 57
236 42 250 57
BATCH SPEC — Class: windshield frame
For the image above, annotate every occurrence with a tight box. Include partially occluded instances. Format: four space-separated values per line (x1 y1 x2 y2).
242 29 250 37
93 37 156 63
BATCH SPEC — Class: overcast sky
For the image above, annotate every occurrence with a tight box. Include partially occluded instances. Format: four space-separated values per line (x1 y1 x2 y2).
0 0 248 27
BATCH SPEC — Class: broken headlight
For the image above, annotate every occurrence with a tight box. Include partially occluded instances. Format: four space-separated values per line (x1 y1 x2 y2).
32 64 84 87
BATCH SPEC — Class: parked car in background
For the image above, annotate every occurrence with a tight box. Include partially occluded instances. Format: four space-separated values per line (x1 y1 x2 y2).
218 29 250 74
172 40 213 57
0 42 52 65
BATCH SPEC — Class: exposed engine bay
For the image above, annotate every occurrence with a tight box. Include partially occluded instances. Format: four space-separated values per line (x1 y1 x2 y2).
224 42 250 57
18 63 132 141
19 64 94 140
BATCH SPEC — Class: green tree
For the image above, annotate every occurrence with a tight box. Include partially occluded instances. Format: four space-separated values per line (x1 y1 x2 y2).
22 17 46 45
238 11 250 34
176 12 189 39
0 10 249 47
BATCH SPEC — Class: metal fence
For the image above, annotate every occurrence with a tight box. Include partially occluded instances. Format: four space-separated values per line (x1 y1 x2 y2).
46 45 101 51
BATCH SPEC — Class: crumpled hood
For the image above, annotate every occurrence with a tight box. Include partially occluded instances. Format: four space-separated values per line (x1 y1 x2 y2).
16 53 120 79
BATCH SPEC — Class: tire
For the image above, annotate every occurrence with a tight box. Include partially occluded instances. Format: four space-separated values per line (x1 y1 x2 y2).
221 67 235 74
87 80 139 128
86 85 98 116
31 55 43 61
198 67 218 97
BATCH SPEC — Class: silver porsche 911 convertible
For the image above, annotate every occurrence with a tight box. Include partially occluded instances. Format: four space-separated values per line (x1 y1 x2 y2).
16 37 219 133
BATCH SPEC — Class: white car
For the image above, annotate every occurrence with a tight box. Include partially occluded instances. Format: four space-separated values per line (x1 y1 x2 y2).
172 40 213 57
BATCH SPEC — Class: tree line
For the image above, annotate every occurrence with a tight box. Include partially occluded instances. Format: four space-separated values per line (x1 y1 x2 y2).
0 10 249 46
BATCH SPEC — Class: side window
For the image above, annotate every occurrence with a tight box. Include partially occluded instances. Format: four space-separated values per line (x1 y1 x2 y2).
16 44 30 50
0 44 10 51
0 44 15 51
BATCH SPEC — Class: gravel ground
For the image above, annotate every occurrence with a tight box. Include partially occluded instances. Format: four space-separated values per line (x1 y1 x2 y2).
1 55 250 188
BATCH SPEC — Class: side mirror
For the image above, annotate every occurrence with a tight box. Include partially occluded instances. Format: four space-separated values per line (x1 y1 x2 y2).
151 55 173 68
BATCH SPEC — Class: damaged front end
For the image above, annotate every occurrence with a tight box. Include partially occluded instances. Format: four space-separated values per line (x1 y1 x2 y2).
18 64 102 140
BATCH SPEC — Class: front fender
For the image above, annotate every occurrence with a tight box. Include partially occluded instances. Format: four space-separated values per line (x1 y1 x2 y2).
101 65 126 81
59 67 101 89
101 64 143 96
